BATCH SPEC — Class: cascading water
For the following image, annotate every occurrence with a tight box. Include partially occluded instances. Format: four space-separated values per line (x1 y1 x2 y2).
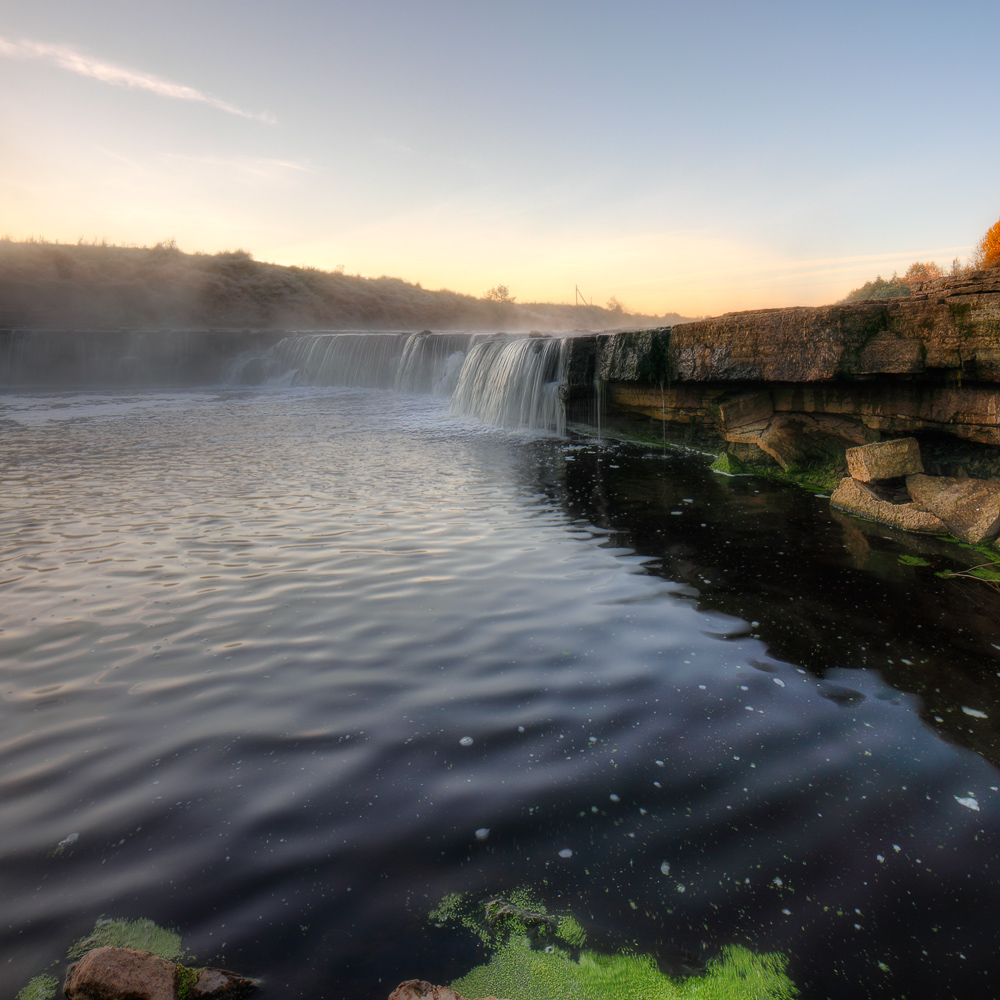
449 334 567 433
1 327 571 436
270 333 411 388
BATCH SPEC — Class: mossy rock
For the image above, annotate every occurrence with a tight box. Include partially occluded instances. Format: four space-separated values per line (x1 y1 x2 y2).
710 452 746 475
67 917 186 962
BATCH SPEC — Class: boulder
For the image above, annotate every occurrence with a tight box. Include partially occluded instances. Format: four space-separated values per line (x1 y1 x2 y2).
387 982 508 1000
906 474 1000 544
63 947 257 1000
846 437 924 482
830 478 948 535
64 948 176 1000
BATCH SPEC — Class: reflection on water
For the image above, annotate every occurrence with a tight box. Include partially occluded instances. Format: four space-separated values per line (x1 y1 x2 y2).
1 387 999 1000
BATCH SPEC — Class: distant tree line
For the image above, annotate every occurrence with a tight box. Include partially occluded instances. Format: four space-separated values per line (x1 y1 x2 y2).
841 215 1000 302
0 239 681 332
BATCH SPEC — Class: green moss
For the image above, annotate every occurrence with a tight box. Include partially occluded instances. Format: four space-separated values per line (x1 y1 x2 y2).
710 453 746 476
67 917 186 962
432 891 797 1000
176 963 201 999
15 975 59 1000
556 915 588 949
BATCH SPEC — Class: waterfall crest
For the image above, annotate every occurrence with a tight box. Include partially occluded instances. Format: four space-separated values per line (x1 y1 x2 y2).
449 335 566 434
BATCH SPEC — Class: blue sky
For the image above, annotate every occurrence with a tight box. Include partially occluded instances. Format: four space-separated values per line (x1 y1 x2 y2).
2 0 997 315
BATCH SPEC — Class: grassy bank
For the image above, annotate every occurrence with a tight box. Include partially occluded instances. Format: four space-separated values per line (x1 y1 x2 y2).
0 239 686 332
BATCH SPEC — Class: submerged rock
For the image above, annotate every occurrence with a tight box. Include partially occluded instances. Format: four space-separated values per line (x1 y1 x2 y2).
387 982 507 1000
906 474 1000 544
830 477 948 535
846 437 924 482
63 947 257 1000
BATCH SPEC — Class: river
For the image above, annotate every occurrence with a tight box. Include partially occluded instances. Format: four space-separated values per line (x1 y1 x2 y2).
2 336 1000 999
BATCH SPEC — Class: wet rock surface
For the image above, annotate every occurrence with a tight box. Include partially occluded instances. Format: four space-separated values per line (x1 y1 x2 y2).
906 474 1000 544
63 947 257 1000
830 477 948 535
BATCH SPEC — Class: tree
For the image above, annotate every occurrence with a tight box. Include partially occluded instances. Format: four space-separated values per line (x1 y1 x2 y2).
483 284 515 303
841 272 910 302
605 296 632 316
971 217 1000 269
904 261 943 284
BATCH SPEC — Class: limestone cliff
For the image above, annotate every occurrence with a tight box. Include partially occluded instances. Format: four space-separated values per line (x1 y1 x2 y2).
564 271 1000 473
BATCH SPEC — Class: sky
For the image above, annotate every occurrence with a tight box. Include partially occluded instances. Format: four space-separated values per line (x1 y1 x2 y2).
2 0 998 316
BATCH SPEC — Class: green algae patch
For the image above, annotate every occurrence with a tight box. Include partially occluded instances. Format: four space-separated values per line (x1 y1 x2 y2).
453 935 797 1000
15 975 59 1000
432 891 797 1000
898 554 932 567
67 916 187 962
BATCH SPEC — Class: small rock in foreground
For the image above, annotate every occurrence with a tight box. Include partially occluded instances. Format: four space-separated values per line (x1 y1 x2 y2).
387 980 509 1000
64 946 257 1000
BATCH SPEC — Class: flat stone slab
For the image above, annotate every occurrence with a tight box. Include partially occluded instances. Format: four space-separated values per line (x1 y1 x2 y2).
831 478 948 535
846 437 924 482
906 474 1000 544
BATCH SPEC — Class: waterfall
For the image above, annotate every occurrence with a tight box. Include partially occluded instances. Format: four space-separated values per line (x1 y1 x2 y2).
0 328 569 437
266 331 472 391
271 333 408 388
449 335 567 434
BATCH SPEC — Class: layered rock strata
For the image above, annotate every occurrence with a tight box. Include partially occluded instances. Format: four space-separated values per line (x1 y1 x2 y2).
563 272 1000 478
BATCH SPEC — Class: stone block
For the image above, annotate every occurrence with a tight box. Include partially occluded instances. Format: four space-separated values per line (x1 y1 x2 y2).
906 474 1000 544
830 478 948 535
846 437 924 482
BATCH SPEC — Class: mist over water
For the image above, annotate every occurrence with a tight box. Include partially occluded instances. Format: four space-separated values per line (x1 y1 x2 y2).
1 337 999 999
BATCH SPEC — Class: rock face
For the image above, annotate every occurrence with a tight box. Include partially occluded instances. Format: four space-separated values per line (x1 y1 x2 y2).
387 982 508 1000
63 947 257 1000
830 479 948 535
906 474 1000 544
563 273 1000 456
846 437 924 482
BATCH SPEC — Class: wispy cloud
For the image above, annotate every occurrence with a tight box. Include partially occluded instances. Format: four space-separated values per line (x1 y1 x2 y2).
0 34 273 123
164 153 316 178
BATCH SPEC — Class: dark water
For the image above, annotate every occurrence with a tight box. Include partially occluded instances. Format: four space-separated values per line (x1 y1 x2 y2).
2 386 999 1000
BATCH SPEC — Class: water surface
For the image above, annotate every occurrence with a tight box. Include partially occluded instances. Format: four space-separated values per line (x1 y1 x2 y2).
2 386 999 999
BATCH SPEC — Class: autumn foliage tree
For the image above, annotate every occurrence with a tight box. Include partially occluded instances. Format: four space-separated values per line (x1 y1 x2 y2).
971 217 1000 269
903 261 943 284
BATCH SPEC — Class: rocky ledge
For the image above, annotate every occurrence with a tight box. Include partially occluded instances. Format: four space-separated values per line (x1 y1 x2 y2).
564 271 1000 470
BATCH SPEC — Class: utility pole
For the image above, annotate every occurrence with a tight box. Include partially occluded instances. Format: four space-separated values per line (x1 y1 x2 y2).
575 285 592 307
